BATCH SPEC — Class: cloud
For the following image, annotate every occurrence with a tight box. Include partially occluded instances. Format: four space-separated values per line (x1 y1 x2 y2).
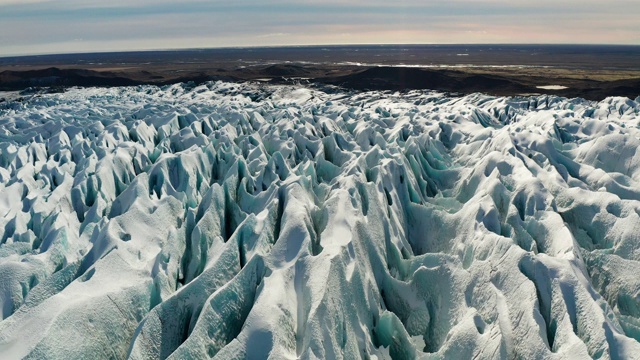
0 0 638 56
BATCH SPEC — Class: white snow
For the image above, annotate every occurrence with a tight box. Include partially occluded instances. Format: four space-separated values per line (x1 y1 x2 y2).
0 82 640 359
536 85 569 90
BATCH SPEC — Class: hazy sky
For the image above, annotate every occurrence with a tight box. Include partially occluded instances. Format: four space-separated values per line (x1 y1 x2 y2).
1 0 638 56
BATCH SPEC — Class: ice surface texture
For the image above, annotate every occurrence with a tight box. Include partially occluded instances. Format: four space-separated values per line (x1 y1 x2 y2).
1 82 640 359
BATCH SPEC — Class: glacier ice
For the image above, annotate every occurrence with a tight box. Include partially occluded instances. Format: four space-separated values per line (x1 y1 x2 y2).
0 82 640 359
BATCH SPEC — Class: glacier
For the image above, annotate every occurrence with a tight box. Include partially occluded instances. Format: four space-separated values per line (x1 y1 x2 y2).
0 82 640 359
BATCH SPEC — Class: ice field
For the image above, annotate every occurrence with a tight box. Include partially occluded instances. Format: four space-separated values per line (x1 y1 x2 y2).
1 82 640 359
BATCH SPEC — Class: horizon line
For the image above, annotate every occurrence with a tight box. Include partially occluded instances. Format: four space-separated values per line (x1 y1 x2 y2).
2 42 640 60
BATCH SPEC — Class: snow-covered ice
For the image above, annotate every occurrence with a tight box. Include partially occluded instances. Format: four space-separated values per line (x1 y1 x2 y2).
536 85 569 90
0 82 640 359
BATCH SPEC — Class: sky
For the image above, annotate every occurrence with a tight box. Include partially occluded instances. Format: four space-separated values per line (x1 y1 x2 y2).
1 0 639 56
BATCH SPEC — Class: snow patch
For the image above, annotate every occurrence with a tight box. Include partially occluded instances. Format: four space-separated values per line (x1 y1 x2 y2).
536 85 569 90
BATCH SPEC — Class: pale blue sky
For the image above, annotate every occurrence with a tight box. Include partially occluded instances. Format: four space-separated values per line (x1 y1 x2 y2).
1 0 638 56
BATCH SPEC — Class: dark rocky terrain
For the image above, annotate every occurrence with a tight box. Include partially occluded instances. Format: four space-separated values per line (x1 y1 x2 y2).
1 45 639 100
